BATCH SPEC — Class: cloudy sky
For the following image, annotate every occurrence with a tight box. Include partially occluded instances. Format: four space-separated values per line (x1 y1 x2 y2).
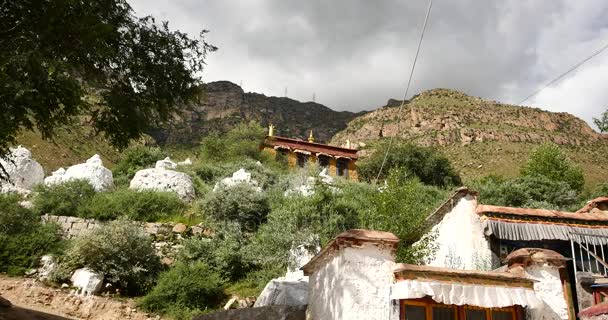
129 0 608 129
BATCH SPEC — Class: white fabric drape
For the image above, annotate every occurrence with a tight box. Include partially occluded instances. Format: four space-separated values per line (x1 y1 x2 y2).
391 280 542 309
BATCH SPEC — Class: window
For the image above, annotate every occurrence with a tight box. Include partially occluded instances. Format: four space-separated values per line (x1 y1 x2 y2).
317 155 330 168
400 299 518 320
296 153 309 168
336 158 349 177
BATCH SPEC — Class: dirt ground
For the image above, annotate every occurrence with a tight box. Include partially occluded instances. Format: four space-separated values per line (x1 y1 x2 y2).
0 276 163 320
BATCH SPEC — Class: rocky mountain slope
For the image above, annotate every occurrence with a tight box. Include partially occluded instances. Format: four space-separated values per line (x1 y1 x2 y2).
149 81 365 145
331 88 608 186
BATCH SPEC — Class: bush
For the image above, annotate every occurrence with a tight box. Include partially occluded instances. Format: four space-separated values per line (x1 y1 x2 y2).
200 121 265 162
358 141 461 187
113 146 165 186
0 194 64 275
139 261 225 318
32 180 96 216
521 144 584 192
82 188 186 221
200 184 270 232
55 221 162 295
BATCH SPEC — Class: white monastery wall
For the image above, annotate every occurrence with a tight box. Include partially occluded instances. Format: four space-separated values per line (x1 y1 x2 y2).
427 194 493 270
524 264 569 320
306 244 395 320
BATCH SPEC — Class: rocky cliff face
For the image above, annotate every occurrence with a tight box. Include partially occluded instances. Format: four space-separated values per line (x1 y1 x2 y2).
150 81 365 145
331 88 605 147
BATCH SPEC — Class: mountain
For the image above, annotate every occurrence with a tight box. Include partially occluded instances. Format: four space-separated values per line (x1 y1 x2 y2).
331 88 608 186
149 81 366 145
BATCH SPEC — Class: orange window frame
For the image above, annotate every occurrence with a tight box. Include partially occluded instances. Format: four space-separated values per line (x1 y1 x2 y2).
400 298 520 320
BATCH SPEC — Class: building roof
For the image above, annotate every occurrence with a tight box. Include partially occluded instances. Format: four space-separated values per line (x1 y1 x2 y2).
577 197 608 214
393 263 535 289
263 136 359 159
477 204 608 223
579 302 608 318
302 229 399 275
424 187 477 228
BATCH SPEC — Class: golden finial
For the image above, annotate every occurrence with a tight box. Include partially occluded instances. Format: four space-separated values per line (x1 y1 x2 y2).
308 129 315 142
268 124 275 137
346 139 351 148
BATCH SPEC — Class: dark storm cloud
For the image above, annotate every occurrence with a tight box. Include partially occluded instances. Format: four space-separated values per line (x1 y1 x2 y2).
129 0 608 127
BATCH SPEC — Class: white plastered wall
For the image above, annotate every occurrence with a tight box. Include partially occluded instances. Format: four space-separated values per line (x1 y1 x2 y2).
306 243 396 320
427 194 493 270
523 264 569 320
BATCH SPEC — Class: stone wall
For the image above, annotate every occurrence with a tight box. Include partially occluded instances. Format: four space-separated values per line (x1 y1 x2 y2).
41 214 210 264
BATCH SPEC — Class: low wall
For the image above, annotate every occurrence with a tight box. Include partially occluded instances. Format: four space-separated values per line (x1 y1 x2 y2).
41 214 210 263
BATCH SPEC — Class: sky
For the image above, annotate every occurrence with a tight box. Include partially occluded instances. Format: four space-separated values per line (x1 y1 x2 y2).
129 0 608 129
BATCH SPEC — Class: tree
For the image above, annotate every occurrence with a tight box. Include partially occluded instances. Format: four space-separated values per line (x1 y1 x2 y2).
0 0 217 178
594 109 608 133
358 141 462 187
520 144 585 192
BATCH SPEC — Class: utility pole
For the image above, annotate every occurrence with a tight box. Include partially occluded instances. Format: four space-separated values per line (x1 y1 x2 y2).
284 87 288 97
312 92 316 103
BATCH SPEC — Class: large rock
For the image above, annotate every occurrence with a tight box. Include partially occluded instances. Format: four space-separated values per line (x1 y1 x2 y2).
253 280 309 307
71 268 104 296
0 146 44 190
37 255 57 281
214 168 261 192
43 168 65 186
129 168 195 201
155 157 177 170
58 155 114 191
193 305 306 320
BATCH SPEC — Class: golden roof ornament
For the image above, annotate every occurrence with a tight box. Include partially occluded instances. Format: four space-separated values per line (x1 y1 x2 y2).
308 130 315 143
268 124 275 137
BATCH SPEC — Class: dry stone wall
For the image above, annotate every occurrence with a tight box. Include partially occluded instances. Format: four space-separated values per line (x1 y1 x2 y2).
41 214 210 264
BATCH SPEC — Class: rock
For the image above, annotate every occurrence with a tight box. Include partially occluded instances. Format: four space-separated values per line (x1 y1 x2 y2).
0 295 12 308
61 283 70 288
191 225 204 235
43 167 65 186
253 279 309 307
155 157 177 170
177 158 192 166
172 223 187 234
223 297 238 310
24 269 37 277
59 155 114 191
129 168 195 201
71 268 104 296
19 200 33 209
213 168 261 192
0 146 44 190
38 255 57 281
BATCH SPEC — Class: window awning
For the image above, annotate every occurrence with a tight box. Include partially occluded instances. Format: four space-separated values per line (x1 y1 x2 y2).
294 149 311 155
391 279 542 309
483 219 608 245
273 145 290 150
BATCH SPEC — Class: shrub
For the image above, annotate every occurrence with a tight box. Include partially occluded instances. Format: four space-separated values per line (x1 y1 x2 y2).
82 188 186 221
200 184 270 232
55 221 162 296
139 261 225 318
521 144 585 192
200 121 265 162
32 180 96 216
0 194 64 275
358 141 461 187
113 146 165 186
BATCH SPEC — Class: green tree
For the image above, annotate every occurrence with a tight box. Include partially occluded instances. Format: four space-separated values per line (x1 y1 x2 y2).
200 121 265 162
520 144 585 192
594 109 608 133
358 141 461 187
0 0 216 179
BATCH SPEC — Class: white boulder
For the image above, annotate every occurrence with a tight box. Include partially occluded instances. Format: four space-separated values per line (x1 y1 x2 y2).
213 168 261 192
38 255 57 281
43 168 65 186
155 157 177 170
285 168 334 197
253 279 309 307
0 146 44 190
60 155 114 191
129 168 195 201
71 268 104 296
177 158 192 166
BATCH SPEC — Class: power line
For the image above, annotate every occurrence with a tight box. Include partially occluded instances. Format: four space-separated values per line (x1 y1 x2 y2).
517 42 608 105
373 0 433 184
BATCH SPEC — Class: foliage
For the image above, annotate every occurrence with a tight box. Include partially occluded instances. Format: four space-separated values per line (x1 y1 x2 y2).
358 141 462 187
200 121 265 162
178 223 251 282
55 221 162 296
0 194 64 275
139 261 225 319
200 184 270 232
0 0 216 179
360 169 447 262
82 188 185 221
113 146 165 185
32 180 97 216
520 144 585 192
471 175 579 211
594 109 608 133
